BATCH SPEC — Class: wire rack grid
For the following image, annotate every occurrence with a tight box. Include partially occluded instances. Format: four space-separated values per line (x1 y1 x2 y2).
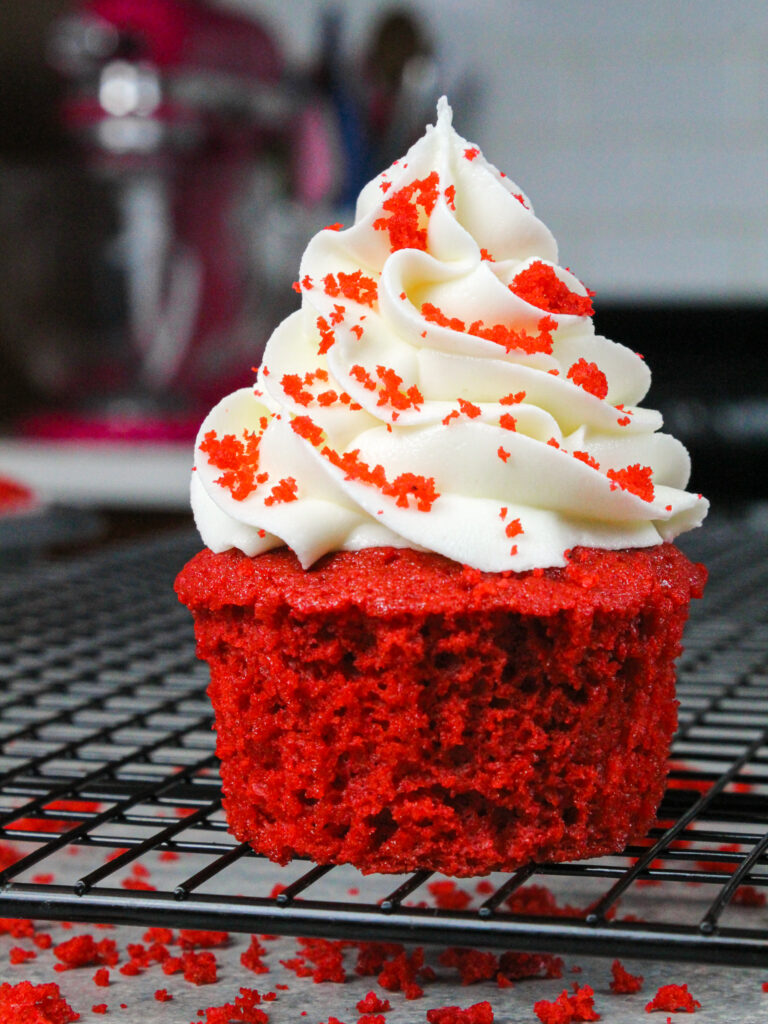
0 513 767 968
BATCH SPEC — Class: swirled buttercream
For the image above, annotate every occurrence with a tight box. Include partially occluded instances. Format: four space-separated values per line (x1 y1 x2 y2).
192 97 707 571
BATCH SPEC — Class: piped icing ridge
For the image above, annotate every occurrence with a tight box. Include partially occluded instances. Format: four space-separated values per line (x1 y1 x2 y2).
192 97 707 571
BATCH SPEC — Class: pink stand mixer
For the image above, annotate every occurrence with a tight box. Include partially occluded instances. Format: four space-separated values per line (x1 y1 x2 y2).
26 0 287 441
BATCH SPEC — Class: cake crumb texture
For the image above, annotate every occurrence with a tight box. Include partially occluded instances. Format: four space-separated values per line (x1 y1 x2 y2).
176 545 706 876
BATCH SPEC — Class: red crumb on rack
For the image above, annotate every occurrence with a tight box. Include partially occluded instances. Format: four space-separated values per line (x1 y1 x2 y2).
0 980 80 1023
427 1001 494 1024
323 271 378 307
91 1005 107 1014
607 464 655 502
534 983 600 1023
154 989 173 1002
373 172 440 251
610 959 643 993
511 261 594 317
566 359 608 399
93 968 110 987
645 983 701 1013
54 935 119 971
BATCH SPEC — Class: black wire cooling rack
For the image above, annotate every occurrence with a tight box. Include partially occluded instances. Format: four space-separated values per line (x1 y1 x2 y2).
1 510 767 968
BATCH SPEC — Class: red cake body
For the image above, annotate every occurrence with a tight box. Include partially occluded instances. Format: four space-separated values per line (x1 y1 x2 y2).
175 544 706 877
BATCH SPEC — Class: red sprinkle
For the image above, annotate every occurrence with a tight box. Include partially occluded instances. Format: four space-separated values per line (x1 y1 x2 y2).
464 147 480 161
154 989 173 1002
92 1005 108 1015
373 172 440 252
607 464 655 502
566 358 608 399
511 261 594 316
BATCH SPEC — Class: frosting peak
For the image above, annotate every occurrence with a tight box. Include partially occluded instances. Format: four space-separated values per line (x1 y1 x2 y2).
192 99 708 570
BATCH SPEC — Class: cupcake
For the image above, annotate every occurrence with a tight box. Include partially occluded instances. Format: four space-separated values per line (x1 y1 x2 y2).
176 98 707 876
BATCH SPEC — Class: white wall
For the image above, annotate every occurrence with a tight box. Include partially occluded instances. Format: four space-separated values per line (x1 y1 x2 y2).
221 0 768 302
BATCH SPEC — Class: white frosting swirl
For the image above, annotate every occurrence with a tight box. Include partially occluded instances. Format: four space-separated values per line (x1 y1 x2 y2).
192 98 708 571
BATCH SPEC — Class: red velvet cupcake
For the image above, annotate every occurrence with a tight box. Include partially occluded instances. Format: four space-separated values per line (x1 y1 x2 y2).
178 100 708 876
176 544 705 876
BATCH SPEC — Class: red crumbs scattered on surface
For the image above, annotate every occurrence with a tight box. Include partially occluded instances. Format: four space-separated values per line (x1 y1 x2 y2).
378 947 429 999
497 447 510 462
505 519 523 539
356 992 391 1013
91 1005 108 1015
373 172 440 251
199 429 268 501
93 968 110 987
323 270 378 307
464 147 480 161
0 980 80 1023
421 302 557 356
197 987 268 1024
610 959 644 994
606 464 655 502
154 989 173 1002
445 185 457 210
162 950 218 985
510 261 594 316
427 1001 494 1024
497 951 564 983
499 413 517 431
297 937 348 983
439 948 499 986
54 935 119 971
143 928 174 945
534 983 600 1023
9 946 36 964
241 936 269 974
179 931 230 949
645 983 701 1013
566 359 608 400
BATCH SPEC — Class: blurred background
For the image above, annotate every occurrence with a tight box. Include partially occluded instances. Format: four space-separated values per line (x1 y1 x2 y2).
0 0 766 549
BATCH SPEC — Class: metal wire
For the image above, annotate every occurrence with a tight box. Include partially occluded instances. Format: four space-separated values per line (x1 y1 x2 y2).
0 515 767 967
